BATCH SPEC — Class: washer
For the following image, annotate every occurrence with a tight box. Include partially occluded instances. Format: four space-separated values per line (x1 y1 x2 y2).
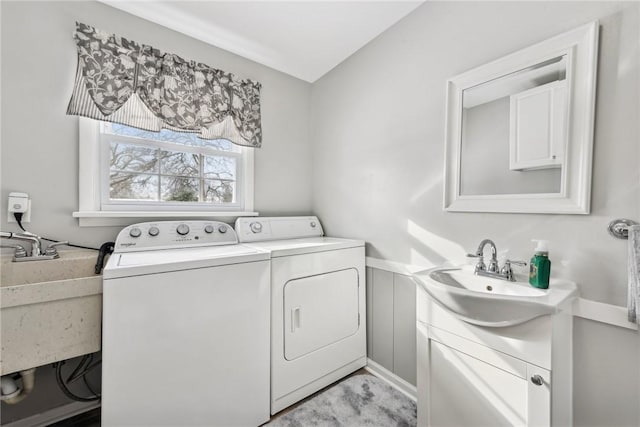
235 216 366 414
102 221 270 427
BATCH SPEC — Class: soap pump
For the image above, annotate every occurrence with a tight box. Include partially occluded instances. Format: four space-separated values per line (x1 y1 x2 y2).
529 239 551 289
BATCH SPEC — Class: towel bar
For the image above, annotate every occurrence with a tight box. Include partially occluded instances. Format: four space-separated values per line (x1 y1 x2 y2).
608 219 639 239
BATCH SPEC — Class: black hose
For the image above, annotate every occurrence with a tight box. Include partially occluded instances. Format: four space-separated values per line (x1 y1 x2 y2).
95 242 115 274
66 354 92 384
12 212 99 251
83 375 99 398
55 360 101 402
41 236 99 251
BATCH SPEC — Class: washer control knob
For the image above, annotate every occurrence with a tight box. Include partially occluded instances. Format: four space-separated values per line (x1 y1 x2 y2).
129 227 142 238
176 224 190 236
204 225 215 234
148 226 160 237
250 222 263 233
310 221 317 228
218 225 228 234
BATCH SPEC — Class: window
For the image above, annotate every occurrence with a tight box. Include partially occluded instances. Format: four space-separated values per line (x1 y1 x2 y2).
102 123 243 208
75 118 255 226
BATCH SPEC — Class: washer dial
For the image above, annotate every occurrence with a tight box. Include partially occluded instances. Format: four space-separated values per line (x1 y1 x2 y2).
250 222 263 233
176 224 190 236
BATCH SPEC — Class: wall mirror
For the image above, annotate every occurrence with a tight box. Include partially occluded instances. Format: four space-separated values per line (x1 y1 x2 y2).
444 22 599 214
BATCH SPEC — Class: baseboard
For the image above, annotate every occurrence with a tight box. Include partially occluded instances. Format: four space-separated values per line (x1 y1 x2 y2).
365 358 417 401
2 401 100 427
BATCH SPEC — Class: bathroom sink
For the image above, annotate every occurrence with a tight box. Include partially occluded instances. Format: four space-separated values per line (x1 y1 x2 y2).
413 265 577 327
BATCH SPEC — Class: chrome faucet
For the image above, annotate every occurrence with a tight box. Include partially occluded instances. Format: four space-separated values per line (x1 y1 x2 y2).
500 259 528 281
1 231 41 256
473 239 499 273
467 239 527 282
0 244 27 258
0 231 59 261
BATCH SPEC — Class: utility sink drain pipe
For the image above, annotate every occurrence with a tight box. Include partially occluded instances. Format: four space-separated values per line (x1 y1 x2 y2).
1 368 36 404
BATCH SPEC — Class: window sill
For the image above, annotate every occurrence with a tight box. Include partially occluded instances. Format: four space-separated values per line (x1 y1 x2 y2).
72 211 259 227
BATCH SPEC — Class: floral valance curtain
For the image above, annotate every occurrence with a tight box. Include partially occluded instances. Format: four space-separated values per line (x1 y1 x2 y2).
67 22 262 148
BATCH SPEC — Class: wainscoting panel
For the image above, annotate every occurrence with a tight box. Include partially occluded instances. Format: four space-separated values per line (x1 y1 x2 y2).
366 267 417 386
366 267 374 357
393 274 417 384
370 268 394 372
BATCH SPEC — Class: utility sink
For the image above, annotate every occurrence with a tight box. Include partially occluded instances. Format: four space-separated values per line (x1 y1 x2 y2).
412 265 577 327
0 250 103 375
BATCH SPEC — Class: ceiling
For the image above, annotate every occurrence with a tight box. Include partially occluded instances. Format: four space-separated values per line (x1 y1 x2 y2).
99 1 424 82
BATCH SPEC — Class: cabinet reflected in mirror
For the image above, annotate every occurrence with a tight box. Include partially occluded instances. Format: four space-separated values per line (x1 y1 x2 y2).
460 56 567 196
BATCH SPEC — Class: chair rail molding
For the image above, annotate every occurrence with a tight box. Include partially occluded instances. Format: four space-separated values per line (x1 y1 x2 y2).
366 256 639 331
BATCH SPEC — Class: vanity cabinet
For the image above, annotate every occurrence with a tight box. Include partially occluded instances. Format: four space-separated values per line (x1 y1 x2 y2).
417 285 572 426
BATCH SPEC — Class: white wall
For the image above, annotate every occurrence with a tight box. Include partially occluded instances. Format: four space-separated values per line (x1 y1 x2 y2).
0 0 313 248
311 1 639 425
311 0 638 308
0 1 312 423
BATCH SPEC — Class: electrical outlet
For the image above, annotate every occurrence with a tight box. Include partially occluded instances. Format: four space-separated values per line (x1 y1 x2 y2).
7 192 31 223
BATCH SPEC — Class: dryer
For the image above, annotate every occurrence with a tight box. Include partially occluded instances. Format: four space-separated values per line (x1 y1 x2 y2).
235 216 366 414
102 221 271 427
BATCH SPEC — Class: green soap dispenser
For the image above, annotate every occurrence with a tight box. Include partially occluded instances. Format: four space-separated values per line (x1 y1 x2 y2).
529 240 551 289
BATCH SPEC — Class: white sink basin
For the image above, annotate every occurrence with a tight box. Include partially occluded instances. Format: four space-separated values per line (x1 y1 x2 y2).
413 265 577 327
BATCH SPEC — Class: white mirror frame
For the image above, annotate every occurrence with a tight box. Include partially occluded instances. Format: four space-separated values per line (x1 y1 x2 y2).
444 21 599 214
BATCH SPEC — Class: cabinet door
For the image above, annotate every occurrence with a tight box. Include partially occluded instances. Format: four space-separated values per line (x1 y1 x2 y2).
527 364 551 426
509 80 567 171
429 340 528 426
419 332 552 426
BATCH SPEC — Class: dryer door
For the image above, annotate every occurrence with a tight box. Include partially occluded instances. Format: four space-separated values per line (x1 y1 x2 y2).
283 268 359 360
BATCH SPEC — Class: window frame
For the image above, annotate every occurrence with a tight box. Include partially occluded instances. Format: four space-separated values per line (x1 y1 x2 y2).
74 117 256 226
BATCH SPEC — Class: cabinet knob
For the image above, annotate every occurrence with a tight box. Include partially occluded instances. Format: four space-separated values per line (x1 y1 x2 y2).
531 375 544 386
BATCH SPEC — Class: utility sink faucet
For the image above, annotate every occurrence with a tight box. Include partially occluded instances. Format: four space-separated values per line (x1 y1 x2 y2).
467 239 527 282
0 231 62 262
1 231 41 256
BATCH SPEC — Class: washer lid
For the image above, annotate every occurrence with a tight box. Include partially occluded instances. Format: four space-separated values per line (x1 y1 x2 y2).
242 237 363 257
103 245 269 279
